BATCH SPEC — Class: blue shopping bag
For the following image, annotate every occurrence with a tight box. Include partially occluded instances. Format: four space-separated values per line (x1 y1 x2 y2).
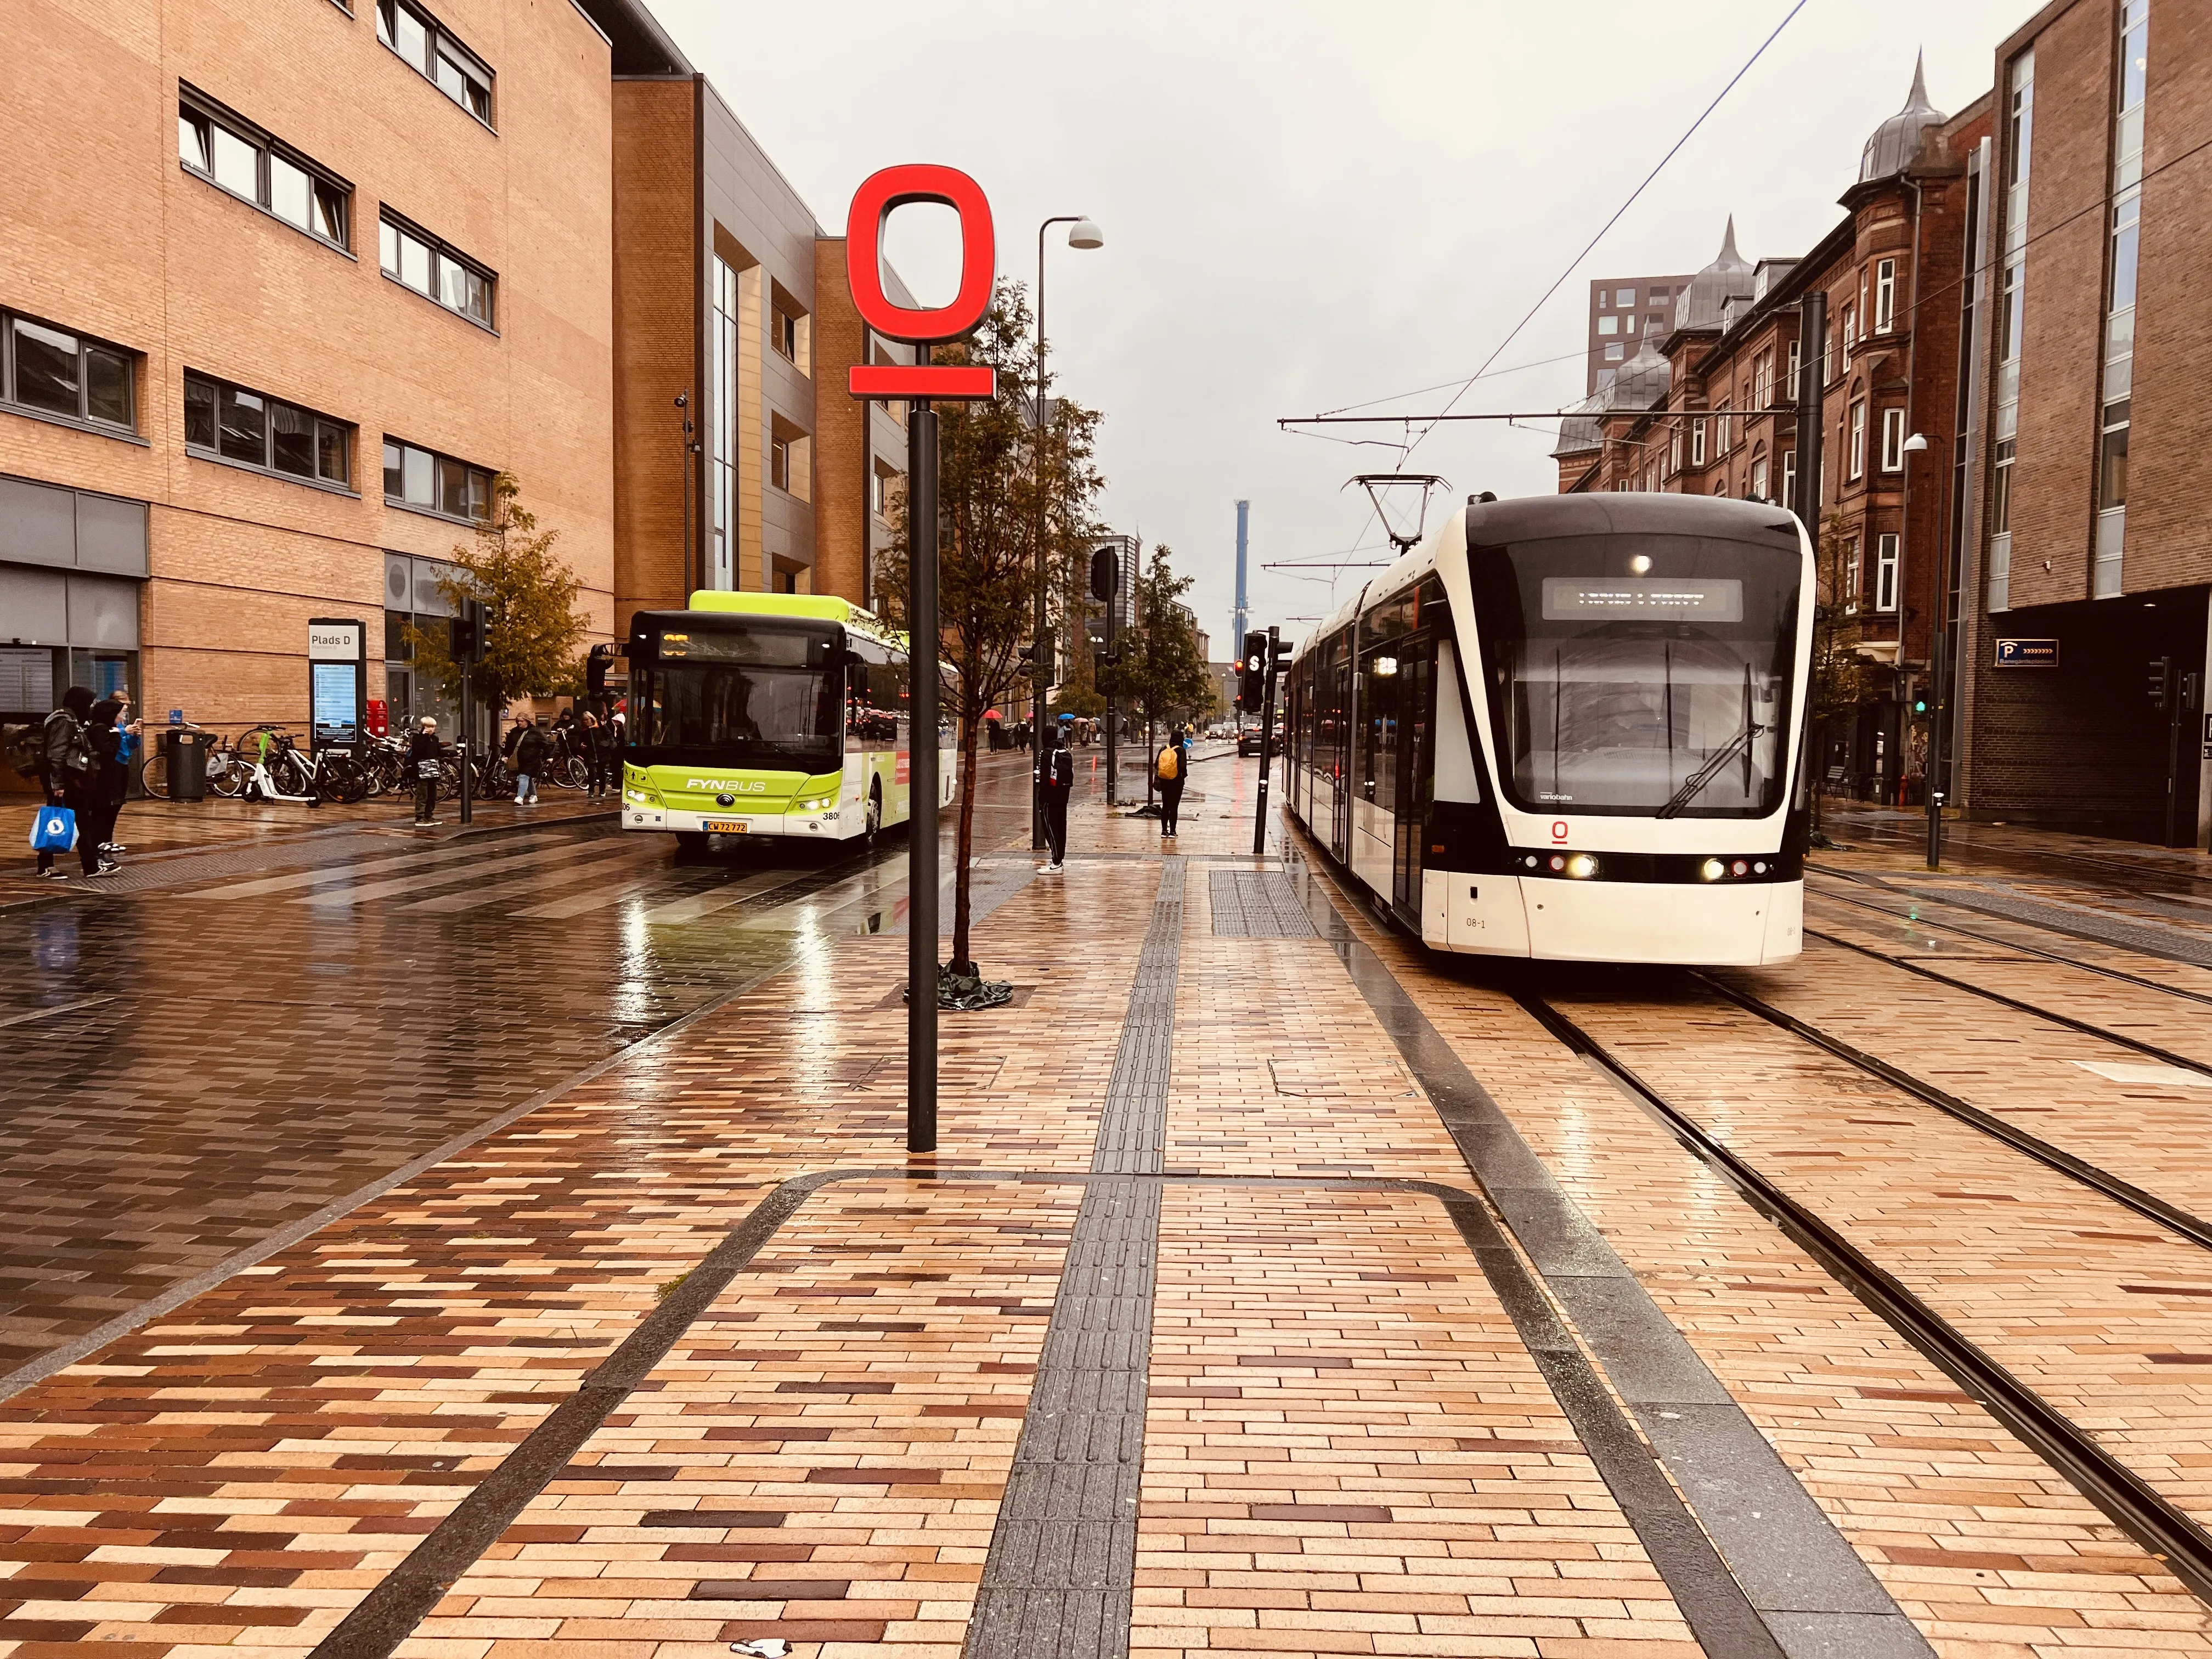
30 804 77 852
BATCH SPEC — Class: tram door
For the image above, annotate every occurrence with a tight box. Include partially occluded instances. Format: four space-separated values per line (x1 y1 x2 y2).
1392 633 1436 914
1328 637 1353 859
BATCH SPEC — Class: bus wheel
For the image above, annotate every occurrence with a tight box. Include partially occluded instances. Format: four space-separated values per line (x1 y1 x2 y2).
864 782 882 849
674 831 708 861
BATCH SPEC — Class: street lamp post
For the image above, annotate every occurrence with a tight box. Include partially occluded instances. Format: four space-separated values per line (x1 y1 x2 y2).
1899 431 1945 867
1032 214 1103 848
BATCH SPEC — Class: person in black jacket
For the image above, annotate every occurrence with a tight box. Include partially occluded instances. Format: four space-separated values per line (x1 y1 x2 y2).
84 698 140 864
408 716 443 826
512 720 550 804
580 710 613 797
37 686 104 879
1036 724 1073 873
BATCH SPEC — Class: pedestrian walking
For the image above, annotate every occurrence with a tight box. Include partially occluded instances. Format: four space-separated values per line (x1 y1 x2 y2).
512 719 549 804
408 716 443 826
86 698 141 863
580 710 613 797
1037 724 1073 873
35 687 108 879
1155 726 1187 839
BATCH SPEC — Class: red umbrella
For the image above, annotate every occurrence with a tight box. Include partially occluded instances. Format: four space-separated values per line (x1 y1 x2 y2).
985 709 1002 720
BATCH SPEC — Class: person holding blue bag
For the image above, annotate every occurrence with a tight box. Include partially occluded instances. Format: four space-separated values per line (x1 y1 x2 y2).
32 686 109 879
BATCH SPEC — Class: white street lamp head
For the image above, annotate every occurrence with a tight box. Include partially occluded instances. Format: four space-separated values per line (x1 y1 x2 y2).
1900 432 1929 453
1066 218 1104 250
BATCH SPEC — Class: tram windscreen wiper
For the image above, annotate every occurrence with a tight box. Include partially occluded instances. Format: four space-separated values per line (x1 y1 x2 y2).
1655 714 1765 819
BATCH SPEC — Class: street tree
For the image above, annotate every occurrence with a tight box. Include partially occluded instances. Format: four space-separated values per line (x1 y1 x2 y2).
404 473 590 721
1103 543 1212 802
877 286 1103 974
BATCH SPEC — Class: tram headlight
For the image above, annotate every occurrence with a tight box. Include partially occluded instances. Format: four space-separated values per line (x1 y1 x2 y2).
1700 858 1726 881
1565 853 1598 879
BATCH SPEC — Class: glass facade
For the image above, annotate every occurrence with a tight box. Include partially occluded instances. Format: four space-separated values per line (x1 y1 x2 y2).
710 256 737 591
2096 1 2147 598
1988 49 2032 613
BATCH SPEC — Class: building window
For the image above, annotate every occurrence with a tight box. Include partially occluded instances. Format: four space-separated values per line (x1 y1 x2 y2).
1875 533 1899 611
1841 303 1857 349
1604 342 1624 363
1669 427 1683 475
379 213 494 327
1990 439 2015 535
1753 350 1773 411
3 309 136 433
1751 456 1769 501
1648 287 1670 304
1874 258 1898 333
1690 418 1706 467
178 91 349 250
1848 400 1867 479
1616 287 1634 308
711 256 737 591
1781 450 1797 509
1843 538 1861 613
376 0 493 123
1598 314 1618 336
184 370 350 487
1716 400 1731 455
383 436 491 520
1786 338 1801 390
872 461 900 518
768 291 810 373
2097 1 2147 599
1880 408 1906 471
768 416 811 503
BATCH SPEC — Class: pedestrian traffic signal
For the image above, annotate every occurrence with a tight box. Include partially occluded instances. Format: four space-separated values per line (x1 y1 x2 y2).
1240 630 1267 709
1912 695 1928 715
1089 546 1119 603
2149 656 2173 712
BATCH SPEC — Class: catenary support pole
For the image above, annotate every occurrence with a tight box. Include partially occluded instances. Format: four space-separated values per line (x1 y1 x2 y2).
458 662 472 826
1795 290 1826 835
1251 624 1279 857
907 403 939 1154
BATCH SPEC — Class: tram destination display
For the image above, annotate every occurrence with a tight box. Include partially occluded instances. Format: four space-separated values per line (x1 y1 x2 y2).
1541 577 1743 622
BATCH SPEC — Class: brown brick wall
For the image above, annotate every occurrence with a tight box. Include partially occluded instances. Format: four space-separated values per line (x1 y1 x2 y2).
0 0 613 730
2114 12 2212 593
2003 3 2111 610
609 76 697 631
810 239 870 607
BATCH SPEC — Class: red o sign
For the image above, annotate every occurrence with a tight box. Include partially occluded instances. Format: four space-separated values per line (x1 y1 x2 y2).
845 163 998 402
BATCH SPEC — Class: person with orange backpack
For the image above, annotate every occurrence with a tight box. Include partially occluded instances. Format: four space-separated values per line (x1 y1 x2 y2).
1155 726 1188 838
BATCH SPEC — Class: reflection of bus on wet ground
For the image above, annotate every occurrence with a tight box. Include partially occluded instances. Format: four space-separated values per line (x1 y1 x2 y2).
620 592 952 857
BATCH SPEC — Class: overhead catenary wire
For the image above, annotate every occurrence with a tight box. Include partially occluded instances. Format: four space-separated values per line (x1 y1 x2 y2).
1397 0 1813 461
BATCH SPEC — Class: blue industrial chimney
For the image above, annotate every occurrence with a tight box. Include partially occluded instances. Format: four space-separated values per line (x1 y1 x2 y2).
1232 500 1249 652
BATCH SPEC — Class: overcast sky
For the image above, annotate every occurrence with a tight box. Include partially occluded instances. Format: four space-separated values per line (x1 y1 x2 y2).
653 0 2028 652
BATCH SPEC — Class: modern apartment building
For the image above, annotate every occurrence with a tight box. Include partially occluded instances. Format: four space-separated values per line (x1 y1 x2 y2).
1584 272 1694 393
1 0 617 752
580 0 912 626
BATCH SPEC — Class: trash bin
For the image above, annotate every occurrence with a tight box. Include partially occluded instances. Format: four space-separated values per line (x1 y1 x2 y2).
166 728 212 802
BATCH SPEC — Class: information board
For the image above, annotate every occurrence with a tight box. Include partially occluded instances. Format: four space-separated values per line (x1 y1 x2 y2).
307 617 366 750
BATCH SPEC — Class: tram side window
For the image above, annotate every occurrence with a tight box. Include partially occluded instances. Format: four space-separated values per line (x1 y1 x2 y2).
1327 636 1351 780
1363 647 1401 814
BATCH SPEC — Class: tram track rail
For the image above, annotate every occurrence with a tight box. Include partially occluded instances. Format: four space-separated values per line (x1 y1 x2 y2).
1795 924 2212 1081
1515 986 2212 1606
1822 817 2212 897
1805 870 2212 1010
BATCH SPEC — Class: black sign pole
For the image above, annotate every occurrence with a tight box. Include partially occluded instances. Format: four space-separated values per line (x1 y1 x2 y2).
458 657 473 826
1251 624 1279 856
1104 554 1119 808
908 399 939 1154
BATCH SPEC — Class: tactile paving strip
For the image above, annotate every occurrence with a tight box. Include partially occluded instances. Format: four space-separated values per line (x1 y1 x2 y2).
966 861 1184 1657
1208 867 1317 936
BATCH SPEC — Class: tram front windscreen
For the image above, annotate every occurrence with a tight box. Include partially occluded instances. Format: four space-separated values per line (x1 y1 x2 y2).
1467 531 1801 819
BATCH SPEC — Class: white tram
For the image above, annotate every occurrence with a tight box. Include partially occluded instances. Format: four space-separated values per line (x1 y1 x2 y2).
1283 493 1813 964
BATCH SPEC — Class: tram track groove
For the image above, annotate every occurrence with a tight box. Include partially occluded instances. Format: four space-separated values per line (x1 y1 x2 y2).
1805 871 2212 1009
1685 972 2212 1253
1792 924 2212 1081
1514 988 2212 1607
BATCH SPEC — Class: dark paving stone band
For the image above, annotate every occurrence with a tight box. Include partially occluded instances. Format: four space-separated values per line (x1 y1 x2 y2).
1830 866 2212 970
1209 868 1318 937
1283 853 1937 1659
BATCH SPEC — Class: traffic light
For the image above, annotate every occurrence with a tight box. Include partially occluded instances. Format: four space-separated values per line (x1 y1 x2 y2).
1912 694 1928 715
1020 633 1056 684
1239 631 1267 710
1089 546 1119 603
2149 656 2173 712
449 610 477 662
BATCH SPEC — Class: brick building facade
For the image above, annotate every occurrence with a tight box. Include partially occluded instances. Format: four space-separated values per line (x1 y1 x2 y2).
1555 64 1993 807
1953 0 2209 844
1 0 617 758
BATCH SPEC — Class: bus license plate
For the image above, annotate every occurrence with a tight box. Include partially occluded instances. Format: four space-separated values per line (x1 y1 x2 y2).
702 820 747 832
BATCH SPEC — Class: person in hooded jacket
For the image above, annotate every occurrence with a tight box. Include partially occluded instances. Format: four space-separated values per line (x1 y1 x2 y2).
37 686 107 879
85 698 142 863
512 720 550 804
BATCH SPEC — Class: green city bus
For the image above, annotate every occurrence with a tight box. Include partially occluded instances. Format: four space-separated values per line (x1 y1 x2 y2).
620 592 950 854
